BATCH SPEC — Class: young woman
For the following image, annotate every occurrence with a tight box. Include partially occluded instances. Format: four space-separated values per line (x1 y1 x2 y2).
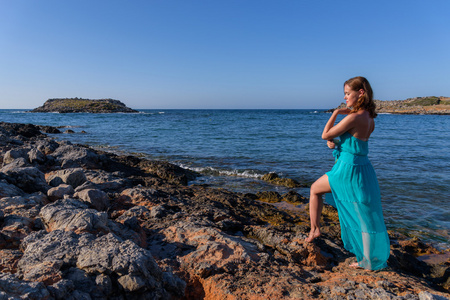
305 76 390 270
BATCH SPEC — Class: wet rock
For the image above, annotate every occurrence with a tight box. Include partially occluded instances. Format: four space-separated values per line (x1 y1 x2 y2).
139 160 198 186
256 190 282 203
46 168 87 188
38 125 62 134
261 172 304 188
282 190 308 203
0 122 44 139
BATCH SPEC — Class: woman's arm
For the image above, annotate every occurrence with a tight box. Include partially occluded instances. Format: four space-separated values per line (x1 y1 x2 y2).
321 108 356 140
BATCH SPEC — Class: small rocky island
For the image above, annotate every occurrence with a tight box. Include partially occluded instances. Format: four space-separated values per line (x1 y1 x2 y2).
330 96 450 115
30 98 139 113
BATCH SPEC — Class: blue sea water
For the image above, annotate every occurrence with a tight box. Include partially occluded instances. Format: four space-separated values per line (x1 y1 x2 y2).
1 109 449 249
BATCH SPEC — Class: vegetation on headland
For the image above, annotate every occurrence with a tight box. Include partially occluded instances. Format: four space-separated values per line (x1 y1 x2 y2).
30 98 139 113
331 96 450 115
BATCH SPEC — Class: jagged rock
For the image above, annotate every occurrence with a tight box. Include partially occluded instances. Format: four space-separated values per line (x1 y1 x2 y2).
27 148 46 164
18 230 94 284
0 165 49 193
261 172 304 188
256 190 282 203
0 249 22 273
84 169 130 191
0 195 44 218
46 168 87 188
74 188 109 211
118 186 163 207
51 145 106 169
1 157 30 172
0 179 25 198
2 148 30 166
77 233 177 297
38 125 62 134
35 138 60 154
0 273 50 299
0 122 44 139
139 160 198 186
0 214 35 249
47 184 75 201
282 190 308 203
39 198 109 234
161 220 261 277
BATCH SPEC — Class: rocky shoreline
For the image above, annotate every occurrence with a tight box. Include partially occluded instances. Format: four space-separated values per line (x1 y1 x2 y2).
30 98 139 113
0 121 448 299
329 96 450 115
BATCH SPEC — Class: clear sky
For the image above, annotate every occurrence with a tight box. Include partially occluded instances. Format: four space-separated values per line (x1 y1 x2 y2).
1 0 449 109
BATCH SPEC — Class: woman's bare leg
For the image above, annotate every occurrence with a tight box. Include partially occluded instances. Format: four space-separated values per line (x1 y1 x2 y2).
306 174 332 242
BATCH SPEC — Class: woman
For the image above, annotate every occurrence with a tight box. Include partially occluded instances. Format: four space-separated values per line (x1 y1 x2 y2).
305 76 390 270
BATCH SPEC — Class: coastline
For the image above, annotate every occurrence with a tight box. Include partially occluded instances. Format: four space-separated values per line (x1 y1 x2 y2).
0 122 449 299
329 97 450 115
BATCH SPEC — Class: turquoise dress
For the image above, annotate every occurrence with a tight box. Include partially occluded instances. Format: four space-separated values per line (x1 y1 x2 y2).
325 132 390 270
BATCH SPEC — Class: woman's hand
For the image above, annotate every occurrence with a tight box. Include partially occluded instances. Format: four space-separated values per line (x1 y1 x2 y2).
327 140 336 149
334 108 351 115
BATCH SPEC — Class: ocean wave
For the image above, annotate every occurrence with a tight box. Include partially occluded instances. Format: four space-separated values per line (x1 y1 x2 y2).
180 165 263 179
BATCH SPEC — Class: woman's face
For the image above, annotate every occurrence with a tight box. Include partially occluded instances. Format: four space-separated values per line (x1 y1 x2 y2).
344 84 363 108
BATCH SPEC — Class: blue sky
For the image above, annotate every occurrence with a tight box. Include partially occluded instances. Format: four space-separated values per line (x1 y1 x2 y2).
1 0 449 109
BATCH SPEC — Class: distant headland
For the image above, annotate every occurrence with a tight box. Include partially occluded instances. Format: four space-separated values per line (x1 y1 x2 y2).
30 98 139 113
329 96 450 115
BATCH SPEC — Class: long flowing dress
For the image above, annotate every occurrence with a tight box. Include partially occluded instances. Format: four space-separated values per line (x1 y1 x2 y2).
325 132 390 270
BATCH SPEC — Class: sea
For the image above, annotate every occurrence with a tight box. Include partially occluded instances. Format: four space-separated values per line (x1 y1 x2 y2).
1 109 449 250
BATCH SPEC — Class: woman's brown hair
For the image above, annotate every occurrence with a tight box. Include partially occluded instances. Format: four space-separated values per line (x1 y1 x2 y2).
344 76 377 118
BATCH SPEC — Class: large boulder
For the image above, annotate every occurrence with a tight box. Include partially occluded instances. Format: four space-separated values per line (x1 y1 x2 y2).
51 145 105 169
0 122 44 139
47 184 74 201
39 198 109 234
46 168 87 188
0 179 25 198
74 188 109 211
0 165 49 194
2 148 30 166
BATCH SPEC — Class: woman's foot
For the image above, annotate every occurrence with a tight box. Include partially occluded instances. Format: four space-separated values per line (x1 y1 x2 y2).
305 227 321 243
349 262 362 269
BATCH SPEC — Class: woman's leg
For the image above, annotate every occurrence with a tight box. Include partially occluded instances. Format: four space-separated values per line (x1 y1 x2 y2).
305 174 332 242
